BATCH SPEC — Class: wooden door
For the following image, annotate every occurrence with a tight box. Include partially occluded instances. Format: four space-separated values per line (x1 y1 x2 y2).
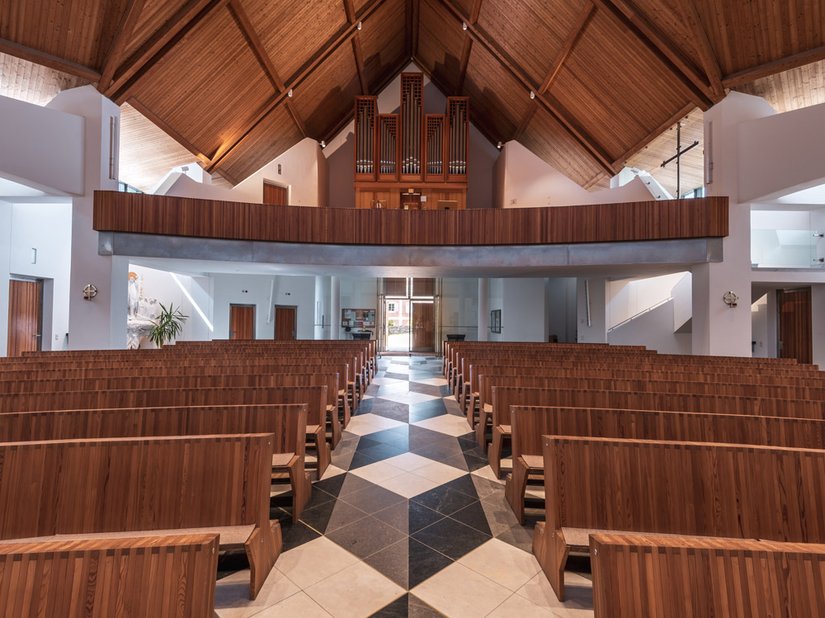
778 288 812 363
411 302 434 352
263 183 288 206
7 279 42 356
229 304 255 340
274 306 296 340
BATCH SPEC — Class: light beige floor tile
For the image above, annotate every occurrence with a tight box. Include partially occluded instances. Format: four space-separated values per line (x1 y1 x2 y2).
472 466 506 485
248 592 332 617
379 391 439 405
349 460 408 484
459 538 541 591
214 568 300 617
382 452 436 471
516 573 593 611
319 465 347 480
411 414 472 437
344 414 406 436
304 561 405 618
275 537 359 589
412 377 448 386
486 593 555 617
379 471 441 498
411 460 468 484
412 562 512 618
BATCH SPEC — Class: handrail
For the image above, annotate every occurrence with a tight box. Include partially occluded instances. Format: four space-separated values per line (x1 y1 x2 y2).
607 297 673 333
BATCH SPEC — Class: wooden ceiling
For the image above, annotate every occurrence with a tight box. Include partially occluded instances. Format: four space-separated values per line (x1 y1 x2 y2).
1 0 824 190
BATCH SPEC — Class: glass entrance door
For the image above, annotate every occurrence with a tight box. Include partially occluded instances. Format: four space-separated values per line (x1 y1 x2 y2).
384 299 411 352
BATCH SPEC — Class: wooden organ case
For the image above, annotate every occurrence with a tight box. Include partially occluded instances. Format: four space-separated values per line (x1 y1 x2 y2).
354 73 468 210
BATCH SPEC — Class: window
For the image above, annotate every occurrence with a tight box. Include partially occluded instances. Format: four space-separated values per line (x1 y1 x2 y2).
388 302 396 312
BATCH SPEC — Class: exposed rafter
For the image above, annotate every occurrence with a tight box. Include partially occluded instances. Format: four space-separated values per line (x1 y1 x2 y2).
516 2 595 140
723 44 825 88
0 37 100 83
105 0 229 103
456 0 484 94
590 0 715 108
98 0 147 91
408 0 420 59
227 0 307 137
343 0 369 94
677 0 724 99
206 0 388 174
439 0 616 175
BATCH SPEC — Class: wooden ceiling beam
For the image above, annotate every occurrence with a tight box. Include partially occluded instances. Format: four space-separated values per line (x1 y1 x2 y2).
456 0 483 94
407 0 420 60
343 0 369 94
98 0 147 91
0 37 100 83
516 3 595 140
611 100 695 169
723 45 825 89
590 0 715 108
438 0 616 175
677 0 724 99
227 0 306 137
206 0 388 174
105 0 228 103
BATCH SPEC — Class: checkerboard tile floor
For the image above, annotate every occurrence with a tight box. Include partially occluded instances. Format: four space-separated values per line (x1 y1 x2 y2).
214 356 594 617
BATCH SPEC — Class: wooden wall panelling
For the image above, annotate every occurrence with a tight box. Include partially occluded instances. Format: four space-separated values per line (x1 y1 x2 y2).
0 535 219 617
94 191 729 244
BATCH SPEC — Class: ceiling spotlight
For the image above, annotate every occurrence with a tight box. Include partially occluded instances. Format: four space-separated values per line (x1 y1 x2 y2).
356 21 362 30
496 141 502 150
320 140 326 149
529 90 535 100
287 88 293 98
462 22 468 31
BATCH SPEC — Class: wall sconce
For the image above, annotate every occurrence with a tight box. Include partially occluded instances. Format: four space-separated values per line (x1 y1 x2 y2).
83 284 98 301
722 291 738 308
529 90 535 100
462 22 468 31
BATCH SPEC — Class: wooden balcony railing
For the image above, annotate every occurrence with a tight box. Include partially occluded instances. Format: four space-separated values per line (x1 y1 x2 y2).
93 192 728 246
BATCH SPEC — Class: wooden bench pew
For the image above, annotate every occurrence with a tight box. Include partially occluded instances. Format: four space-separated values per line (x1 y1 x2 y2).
505 405 825 523
590 533 825 618
0 384 332 478
533 436 825 601
0 403 311 521
485 384 825 476
0 534 219 617
0 434 281 600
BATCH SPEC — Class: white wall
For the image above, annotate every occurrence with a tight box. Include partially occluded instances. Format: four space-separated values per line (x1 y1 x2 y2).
546 277 577 342
0 94 84 195
608 300 691 354
751 293 769 358
485 278 546 341
497 140 653 208
212 274 316 340
487 278 504 342
577 278 607 343
441 277 479 340
606 272 688 330
812 284 825 370
7 202 72 351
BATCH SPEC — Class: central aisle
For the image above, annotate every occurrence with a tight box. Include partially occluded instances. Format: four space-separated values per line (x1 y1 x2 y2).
215 356 593 617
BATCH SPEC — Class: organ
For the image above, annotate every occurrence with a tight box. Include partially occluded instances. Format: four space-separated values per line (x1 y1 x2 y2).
354 73 469 209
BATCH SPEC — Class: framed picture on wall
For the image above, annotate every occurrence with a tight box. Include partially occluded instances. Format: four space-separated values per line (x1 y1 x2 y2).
491 309 501 334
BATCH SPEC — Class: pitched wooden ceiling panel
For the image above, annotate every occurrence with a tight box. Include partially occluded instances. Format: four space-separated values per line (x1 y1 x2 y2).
291 42 360 139
129 6 275 159
464 42 532 143
629 0 703 70
352 0 373 14
121 0 189 61
695 0 825 76
415 0 464 93
214 104 302 183
476 0 590 85
360 0 407 92
0 0 130 68
735 59 825 112
451 0 475 18
0 52 87 105
243 0 348 84
520 106 609 189
551 9 696 162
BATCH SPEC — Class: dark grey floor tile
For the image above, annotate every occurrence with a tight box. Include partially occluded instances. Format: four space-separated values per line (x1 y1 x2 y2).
342 483 407 514
408 400 447 423
411 484 478 516
384 372 409 380
449 500 493 535
299 497 368 534
408 594 444 617
408 538 454 589
462 452 489 472
495 524 534 553
364 426 410 447
365 539 409 589
407 501 446 534
409 383 444 397
327 515 407 559
470 475 505 501
348 451 382 469
359 441 410 462
372 500 409 534
438 475 481 498
313 472 372 497
412 517 490 560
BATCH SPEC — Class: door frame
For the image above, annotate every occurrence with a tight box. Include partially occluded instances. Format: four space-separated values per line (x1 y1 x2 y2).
229 303 256 340
7 277 44 356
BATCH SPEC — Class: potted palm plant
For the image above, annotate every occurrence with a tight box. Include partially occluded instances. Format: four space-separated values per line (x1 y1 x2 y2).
148 302 188 348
